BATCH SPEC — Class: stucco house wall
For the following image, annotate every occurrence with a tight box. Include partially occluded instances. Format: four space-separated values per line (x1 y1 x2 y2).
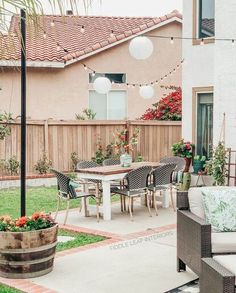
182 0 236 150
0 21 182 120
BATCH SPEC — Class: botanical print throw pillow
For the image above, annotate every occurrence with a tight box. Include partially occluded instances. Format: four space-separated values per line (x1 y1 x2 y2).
201 188 236 232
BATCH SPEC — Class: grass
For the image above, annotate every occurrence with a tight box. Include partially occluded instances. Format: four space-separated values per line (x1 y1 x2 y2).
0 285 23 293
0 186 79 219
0 186 121 219
57 228 106 251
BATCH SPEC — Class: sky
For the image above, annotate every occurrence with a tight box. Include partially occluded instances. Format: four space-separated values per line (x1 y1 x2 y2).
42 0 183 17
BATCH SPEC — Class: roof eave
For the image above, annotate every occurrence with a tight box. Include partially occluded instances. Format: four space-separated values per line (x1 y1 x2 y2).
0 60 65 68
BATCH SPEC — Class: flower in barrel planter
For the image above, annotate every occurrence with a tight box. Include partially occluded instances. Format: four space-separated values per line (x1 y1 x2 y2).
112 127 140 167
0 212 58 279
171 139 194 172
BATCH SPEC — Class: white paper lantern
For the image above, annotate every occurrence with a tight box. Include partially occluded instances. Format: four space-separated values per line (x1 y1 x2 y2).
139 85 154 99
129 36 154 60
93 77 112 94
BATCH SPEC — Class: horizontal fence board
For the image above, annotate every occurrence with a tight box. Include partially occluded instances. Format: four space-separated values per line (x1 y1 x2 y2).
0 120 182 174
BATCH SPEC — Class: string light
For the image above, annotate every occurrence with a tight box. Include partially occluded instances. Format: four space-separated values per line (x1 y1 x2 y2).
200 38 204 45
83 64 88 70
110 30 115 38
56 44 61 51
43 32 47 39
80 25 85 33
50 20 55 27
170 37 174 44
232 39 235 46
92 71 96 77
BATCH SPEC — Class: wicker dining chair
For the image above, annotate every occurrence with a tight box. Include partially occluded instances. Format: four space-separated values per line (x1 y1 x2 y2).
160 156 185 184
148 163 177 214
114 166 152 220
102 158 120 166
51 169 100 224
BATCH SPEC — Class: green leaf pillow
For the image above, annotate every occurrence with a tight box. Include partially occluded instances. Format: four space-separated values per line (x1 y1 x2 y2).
202 188 236 232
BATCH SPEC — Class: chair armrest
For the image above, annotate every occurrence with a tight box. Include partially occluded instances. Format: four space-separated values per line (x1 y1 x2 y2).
177 210 212 276
200 258 235 293
177 191 189 210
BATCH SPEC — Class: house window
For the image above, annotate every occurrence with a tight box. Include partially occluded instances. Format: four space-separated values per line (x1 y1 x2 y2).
196 93 213 158
199 0 215 38
89 90 127 120
89 73 126 84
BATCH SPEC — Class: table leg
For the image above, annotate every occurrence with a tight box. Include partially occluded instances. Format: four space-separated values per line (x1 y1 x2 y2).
102 180 111 220
162 190 170 208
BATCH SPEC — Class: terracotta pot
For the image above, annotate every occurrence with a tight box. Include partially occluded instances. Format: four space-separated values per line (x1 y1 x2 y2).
183 157 192 172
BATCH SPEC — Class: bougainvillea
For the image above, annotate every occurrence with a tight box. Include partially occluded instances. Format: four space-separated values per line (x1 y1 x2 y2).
140 88 182 121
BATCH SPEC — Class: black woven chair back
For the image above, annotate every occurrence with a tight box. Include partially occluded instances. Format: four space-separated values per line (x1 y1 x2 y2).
126 166 152 190
160 156 185 172
152 163 177 186
51 169 76 199
77 161 99 169
103 158 120 166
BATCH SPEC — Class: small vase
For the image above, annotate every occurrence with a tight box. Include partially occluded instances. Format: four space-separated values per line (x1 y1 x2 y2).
183 157 192 172
120 152 132 167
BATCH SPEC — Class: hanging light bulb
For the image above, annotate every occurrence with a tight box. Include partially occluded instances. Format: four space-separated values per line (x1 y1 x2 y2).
56 44 61 51
232 39 235 46
83 64 88 71
132 84 136 89
80 25 85 33
170 37 174 44
92 71 96 77
50 20 55 27
43 32 47 39
200 38 204 45
110 30 115 38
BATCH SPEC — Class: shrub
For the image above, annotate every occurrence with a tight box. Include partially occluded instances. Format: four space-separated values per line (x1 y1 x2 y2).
92 139 117 165
35 153 52 174
140 88 182 121
5 156 20 175
0 112 14 140
76 108 96 120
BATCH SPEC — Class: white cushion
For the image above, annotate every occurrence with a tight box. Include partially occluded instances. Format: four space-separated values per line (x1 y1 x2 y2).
213 255 236 283
188 187 206 219
212 232 236 253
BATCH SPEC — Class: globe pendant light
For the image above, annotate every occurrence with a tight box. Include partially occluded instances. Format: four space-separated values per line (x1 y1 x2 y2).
139 85 154 99
93 77 112 94
129 36 154 60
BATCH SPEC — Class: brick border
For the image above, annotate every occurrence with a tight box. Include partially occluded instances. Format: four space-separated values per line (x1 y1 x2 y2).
0 223 176 293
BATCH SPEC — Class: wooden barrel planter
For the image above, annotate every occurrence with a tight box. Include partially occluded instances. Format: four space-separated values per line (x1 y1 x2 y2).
0 224 58 279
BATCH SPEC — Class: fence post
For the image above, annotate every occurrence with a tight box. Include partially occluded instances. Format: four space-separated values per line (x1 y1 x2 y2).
44 120 49 155
125 120 131 153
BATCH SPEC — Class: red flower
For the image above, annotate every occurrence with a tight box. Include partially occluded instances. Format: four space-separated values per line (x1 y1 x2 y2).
16 216 28 227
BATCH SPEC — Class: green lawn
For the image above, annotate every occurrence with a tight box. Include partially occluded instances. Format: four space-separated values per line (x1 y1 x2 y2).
0 186 79 218
57 229 106 251
0 285 23 293
0 187 120 219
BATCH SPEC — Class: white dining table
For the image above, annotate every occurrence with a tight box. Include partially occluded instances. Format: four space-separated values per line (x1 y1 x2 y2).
76 161 167 221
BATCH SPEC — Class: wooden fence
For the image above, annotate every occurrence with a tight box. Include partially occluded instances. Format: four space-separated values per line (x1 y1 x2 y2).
0 120 182 174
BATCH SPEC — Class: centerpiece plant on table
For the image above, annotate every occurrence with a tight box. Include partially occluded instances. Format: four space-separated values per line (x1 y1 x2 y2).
0 212 58 279
112 127 140 167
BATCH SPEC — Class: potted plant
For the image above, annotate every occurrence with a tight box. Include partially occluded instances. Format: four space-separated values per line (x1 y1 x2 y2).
193 155 206 174
112 127 140 167
0 212 58 279
171 139 194 172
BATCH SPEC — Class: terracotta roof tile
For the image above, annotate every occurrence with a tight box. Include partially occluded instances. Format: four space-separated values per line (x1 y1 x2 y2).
0 11 182 64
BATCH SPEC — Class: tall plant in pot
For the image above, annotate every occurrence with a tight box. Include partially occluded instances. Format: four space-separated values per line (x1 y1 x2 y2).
205 141 227 186
0 212 58 279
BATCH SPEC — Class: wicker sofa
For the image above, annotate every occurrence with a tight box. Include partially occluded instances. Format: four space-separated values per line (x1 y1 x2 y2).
177 187 236 276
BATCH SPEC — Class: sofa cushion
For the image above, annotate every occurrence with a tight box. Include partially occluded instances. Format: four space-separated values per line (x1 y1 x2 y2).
202 187 236 232
212 232 236 253
188 187 206 219
213 255 236 283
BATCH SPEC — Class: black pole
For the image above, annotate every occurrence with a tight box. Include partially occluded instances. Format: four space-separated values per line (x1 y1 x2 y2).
20 9 26 217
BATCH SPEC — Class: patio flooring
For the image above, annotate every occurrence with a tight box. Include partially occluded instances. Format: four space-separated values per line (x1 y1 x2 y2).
0 201 197 293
